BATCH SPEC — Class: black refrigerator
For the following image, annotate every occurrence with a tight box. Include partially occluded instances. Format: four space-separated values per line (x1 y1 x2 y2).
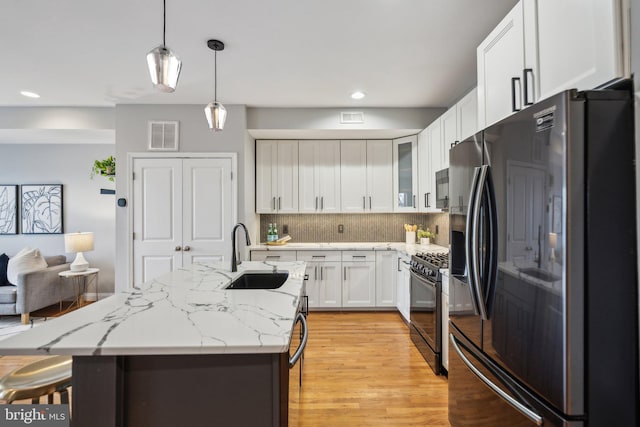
448 88 639 426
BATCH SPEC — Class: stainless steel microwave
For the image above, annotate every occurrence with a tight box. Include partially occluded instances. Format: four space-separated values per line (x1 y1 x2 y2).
435 168 449 210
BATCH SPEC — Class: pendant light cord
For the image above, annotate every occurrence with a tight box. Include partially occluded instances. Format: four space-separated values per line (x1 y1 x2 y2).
214 50 218 102
162 0 166 46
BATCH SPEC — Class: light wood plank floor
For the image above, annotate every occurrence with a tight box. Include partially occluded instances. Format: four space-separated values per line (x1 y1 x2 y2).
291 311 450 427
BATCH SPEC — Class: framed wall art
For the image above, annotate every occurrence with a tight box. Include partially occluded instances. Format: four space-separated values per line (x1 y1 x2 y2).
21 184 63 234
0 185 18 234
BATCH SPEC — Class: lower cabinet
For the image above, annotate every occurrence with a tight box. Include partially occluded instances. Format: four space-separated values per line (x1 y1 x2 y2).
375 251 397 307
396 252 411 322
304 261 341 308
342 261 375 307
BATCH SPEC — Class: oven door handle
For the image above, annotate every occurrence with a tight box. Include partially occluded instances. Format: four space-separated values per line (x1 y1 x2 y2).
450 334 543 426
289 313 308 369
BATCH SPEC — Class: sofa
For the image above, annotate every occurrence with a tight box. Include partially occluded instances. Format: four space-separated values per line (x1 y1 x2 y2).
0 255 74 324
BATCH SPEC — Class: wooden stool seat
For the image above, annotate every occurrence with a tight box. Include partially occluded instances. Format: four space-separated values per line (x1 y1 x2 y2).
0 356 72 404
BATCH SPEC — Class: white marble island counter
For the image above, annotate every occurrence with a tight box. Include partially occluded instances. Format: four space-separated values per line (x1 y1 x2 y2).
0 261 307 356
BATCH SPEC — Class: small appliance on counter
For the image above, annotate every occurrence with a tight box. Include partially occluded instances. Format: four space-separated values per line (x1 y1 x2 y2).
409 251 448 375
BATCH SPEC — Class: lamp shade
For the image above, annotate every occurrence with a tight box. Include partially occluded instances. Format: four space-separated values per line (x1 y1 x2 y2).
146 45 182 93
548 232 558 249
204 101 227 131
64 232 94 253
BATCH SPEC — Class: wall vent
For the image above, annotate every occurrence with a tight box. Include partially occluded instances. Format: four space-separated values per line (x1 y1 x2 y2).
340 111 365 124
148 121 179 151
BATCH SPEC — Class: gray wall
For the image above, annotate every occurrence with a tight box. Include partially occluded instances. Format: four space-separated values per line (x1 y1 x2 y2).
114 104 256 292
0 143 116 295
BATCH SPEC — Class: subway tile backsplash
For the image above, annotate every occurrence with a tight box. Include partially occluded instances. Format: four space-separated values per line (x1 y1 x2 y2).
260 213 450 246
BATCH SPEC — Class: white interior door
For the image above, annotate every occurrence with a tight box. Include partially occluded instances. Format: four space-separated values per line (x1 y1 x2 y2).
182 158 232 265
133 158 183 285
133 156 234 286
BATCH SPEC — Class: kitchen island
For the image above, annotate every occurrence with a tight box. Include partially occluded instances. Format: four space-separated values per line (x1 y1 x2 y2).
0 261 307 427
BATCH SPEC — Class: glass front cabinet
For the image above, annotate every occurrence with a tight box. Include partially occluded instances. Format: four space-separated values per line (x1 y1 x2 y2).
392 135 418 211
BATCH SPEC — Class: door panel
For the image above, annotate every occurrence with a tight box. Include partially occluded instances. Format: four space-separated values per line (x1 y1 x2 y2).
133 159 183 285
340 140 367 212
342 262 375 307
367 140 393 212
183 158 232 265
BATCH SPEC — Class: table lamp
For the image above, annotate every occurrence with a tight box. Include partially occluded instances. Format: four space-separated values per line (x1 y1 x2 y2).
548 232 557 264
64 232 94 272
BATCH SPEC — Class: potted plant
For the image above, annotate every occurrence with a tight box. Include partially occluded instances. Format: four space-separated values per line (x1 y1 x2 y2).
417 228 435 245
90 156 116 182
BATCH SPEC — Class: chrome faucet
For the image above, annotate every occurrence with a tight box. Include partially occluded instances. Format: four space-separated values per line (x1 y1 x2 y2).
231 223 251 272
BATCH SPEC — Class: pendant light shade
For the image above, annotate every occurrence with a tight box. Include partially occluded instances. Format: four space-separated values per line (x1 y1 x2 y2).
205 39 227 131
204 101 227 131
147 46 182 92
147 0 181 92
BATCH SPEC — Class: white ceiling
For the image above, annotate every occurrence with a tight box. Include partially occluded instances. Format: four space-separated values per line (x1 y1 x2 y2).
1 0 518 109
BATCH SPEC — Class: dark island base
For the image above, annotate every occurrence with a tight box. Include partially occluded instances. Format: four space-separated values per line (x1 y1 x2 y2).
72 353 290 427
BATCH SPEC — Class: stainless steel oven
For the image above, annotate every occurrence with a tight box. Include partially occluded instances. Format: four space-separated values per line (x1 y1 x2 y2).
409 252 447 375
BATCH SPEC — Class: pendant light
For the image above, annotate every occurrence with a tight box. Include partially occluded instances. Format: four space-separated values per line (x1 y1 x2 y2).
146 0 182 92
204 39 227 131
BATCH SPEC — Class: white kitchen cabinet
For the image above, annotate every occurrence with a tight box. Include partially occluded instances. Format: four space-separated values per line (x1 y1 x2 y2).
534 0 628 101
393 135 418 211
342 257 376 307
417 127 433 213
457 88 478 142
340 140 393 213
298 140 341 213
297 251 342 308
375 251 397 307
441 272 450 372
255 140 299 213
477 1 531 129
440 107 457 169
249 250 297 262
396 252 411 323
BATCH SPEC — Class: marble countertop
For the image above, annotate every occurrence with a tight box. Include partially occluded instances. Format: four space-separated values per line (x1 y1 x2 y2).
0 261 307 356
498 261 562 295
250 242 449 256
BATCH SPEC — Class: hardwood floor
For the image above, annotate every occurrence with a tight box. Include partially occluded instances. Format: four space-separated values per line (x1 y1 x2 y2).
291 312 450 427
0 310 451 426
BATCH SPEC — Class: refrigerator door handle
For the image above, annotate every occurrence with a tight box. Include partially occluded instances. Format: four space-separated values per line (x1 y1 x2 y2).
483 165 499 318
450 334 543 426
470 166 488 320
465 167 482 316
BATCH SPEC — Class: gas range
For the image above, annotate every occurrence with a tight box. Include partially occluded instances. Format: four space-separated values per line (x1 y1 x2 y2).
410 252 449 283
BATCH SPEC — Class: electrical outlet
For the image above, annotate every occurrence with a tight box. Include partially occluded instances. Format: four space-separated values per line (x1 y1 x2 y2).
435 225 439 234
283 224 288 234
338 224 344 233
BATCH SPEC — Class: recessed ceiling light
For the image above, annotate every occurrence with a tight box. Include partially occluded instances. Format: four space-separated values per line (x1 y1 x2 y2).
20 91 40 99
350 91 365 100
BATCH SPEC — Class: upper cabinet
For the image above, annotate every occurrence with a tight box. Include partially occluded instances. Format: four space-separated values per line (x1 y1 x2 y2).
534 0 628 101
418 121 441 213
340 140 393 213
299 140 341 213
256 140 299 213
393 135 418 212
456 88 478 142
478 0 629 129
477 1 530 129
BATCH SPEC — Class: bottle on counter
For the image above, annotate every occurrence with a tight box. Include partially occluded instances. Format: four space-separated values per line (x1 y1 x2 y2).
273 223 279 241
267 223 274 242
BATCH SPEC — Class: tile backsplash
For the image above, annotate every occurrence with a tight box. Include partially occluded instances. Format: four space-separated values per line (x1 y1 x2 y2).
259 213 450 246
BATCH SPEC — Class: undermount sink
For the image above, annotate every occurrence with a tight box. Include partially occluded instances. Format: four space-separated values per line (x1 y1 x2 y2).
225 271 289 290
519 268 561 282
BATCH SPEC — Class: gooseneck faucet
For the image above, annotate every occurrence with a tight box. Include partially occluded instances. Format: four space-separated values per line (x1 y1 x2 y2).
231 223 251 272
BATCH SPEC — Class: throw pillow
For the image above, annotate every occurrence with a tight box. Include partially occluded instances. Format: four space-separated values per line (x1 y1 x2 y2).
7 248 48 285
0 254 9 286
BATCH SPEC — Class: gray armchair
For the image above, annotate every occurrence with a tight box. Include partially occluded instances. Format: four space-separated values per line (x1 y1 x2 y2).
0 256 75 324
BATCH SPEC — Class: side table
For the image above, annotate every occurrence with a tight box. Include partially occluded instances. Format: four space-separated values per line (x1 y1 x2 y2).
58 268 99 313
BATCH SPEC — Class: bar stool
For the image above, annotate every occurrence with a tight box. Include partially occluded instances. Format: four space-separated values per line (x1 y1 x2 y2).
0 356 72 404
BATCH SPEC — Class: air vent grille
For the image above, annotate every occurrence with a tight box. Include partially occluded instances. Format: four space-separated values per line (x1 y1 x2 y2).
148 121 179 151
340 112 365 124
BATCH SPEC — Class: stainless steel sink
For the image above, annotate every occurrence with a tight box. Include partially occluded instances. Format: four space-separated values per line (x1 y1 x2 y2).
225 271 289 290
519 268 561 282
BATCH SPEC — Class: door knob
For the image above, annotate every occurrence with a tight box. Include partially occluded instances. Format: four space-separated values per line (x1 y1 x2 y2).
175 246 182 251
183 246 191 252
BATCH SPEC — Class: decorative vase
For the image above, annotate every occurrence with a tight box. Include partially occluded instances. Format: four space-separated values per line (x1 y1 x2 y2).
421 237 430 245
405 231 416 244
